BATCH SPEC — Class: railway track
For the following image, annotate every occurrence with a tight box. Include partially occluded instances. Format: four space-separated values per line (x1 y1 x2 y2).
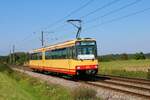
11 65 150 99
85 82 150 99
96 80 150 91
84 74 150 99
97 74 150 85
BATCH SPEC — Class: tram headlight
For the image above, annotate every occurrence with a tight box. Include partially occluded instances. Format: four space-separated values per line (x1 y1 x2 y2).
95 65 98 69
77 66 81 70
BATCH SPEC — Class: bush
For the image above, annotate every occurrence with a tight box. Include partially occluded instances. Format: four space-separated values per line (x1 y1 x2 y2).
121 53 128 60
72 86 97 100
147 69 150 80
134 52 146 60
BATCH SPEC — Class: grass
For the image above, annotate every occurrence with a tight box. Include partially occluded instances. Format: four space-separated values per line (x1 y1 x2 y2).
99 59 150 79
0 63 72 100
0 63 99 100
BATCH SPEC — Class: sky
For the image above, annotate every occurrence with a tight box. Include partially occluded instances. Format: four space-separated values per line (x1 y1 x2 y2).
0 0 150 56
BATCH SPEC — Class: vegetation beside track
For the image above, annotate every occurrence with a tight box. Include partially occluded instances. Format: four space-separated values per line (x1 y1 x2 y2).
99 59 150 79
0 63 72 100
0 63 99 100
72 86 99 100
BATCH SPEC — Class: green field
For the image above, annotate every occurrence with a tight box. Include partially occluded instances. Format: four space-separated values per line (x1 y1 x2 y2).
99 59 150 79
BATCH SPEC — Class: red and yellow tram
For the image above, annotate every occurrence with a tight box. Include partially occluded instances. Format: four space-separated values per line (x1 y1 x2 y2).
29 38 98 76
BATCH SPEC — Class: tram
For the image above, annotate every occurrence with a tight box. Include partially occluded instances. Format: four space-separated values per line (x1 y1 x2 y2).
29 38 98 76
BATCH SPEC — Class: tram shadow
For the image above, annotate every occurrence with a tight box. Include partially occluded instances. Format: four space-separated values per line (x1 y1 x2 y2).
76 75 111 82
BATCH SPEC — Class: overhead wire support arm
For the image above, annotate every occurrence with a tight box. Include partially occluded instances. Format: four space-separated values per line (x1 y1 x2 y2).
41 31 44 47
67 19 82 39
40 31 54 47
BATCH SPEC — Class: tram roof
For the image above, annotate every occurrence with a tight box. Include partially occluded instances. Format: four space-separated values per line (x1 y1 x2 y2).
30 38 95 53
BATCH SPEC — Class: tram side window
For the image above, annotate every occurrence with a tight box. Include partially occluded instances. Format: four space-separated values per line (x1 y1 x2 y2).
72 47 76 59
67 47 72 59
67 46 75 59
53 48 67 59
45 51 51 59
61 48 67 59
45 48 68 59
30 53 37 60
30 52 42 60
38 52 42 60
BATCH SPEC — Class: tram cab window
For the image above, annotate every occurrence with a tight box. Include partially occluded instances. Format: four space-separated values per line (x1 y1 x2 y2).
78 47 94 55
76 41 97 60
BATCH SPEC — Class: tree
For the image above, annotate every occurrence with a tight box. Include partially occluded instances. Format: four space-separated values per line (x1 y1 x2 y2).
121 53 128 60
7 52 29 65
0 56 9 63
134 52 146 60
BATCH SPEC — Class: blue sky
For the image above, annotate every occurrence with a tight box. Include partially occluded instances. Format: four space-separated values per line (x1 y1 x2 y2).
0 0 150 55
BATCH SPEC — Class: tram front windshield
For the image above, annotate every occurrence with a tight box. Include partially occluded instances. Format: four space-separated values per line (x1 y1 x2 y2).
76 41 97 60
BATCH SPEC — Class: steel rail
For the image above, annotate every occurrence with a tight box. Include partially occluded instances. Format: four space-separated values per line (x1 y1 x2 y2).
97 80 150 92
85 82 150 99
97 74 150 85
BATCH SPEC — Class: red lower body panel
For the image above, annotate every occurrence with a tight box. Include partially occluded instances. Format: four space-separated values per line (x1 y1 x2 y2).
30 65 76 75
76 65 98 70
30 64 98 75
